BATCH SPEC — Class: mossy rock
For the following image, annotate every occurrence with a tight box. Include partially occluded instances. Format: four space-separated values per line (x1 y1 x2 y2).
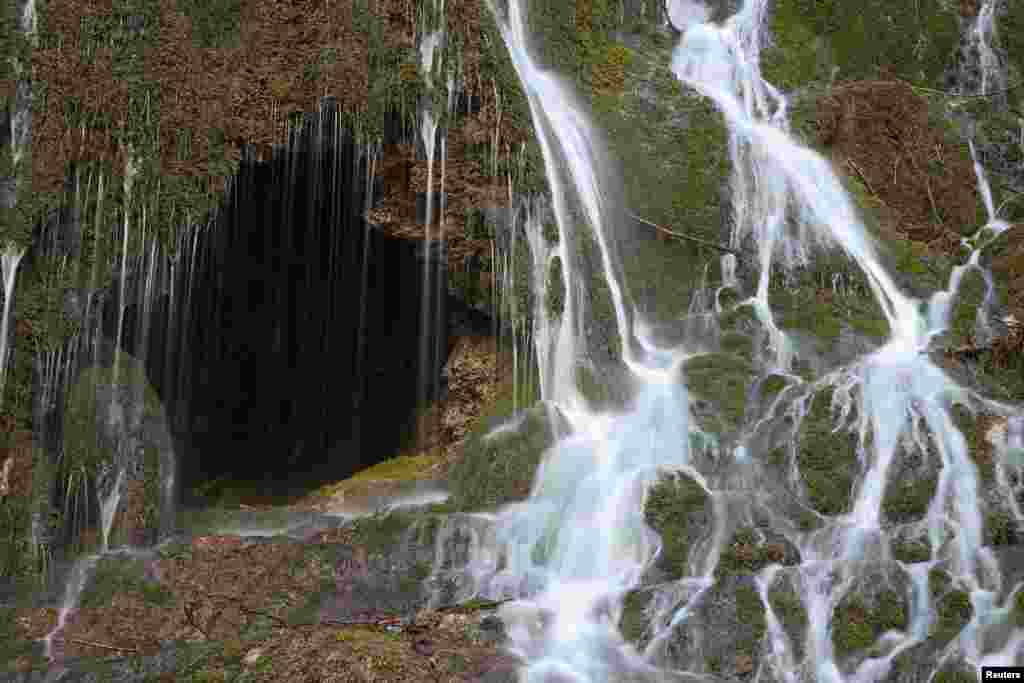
660 577 766 678
643 471 711 580
881 468 938 525
796 388 860 516
716 527 800 579
683 353 756 433
931 662 979 683
447 403 557 511
762 0 959 90
948 269 989 348
985 508 1018 547
767 575 808 660
831 589 907 659
931 587 973 646
890 536 931 565
619 588 654 646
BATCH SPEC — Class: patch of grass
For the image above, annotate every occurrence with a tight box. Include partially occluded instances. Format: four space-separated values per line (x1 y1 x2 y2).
985 508 1017 547
644 472 710 580
349 510 416 556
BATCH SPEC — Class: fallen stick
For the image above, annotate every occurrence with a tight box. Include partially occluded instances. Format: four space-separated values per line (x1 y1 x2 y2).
626 211 740 256
54 637 139 654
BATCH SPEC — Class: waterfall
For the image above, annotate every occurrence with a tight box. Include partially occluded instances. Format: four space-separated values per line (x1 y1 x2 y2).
421 0 1024 680
0 244 27 408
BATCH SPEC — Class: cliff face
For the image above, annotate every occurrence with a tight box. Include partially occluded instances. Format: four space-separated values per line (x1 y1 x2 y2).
2 1 1024 678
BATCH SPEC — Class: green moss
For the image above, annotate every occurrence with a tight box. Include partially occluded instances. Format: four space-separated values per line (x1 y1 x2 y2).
79 556 174 610
734 581 767 657
619 589 652 645
643 472 710 579
881 468 938 525
720 332 755 358
1014 589 1024 626
447 401 553 511
768 584 808 659
929 567 952 599
890 537 931 565
762 0 959 90
950 404 995 484
717 528 797 578
932 588 972 645
985 508 1017 547
546 255 566 317
831 590 907 659
349 510 415 555
949 270 988 347
796 388 860 516
683 353 756 432
932 663 978 683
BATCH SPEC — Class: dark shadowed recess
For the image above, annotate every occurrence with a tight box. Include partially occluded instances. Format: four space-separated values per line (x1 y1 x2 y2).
118 107 451 503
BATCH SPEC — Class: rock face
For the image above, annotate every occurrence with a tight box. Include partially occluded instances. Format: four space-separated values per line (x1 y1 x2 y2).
63 349 173 548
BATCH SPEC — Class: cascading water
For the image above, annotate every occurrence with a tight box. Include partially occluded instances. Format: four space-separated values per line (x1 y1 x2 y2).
427 0 1024 680
0 244 27 407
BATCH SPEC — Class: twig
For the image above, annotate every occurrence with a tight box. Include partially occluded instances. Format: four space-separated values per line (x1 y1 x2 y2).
54 637 139 654
847 158 880 201
626 210 740 256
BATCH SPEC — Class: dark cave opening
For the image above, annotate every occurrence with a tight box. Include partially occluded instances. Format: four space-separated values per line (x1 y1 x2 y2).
109 110 452 504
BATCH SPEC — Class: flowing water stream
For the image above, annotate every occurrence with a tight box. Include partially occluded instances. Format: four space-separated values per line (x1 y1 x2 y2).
428 0 1024 680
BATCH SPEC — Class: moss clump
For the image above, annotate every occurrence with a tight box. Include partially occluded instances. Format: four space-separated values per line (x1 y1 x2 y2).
592 43 634 97
619 589 652 645
1014 589 1024 626
720 332 754 358
985 509 1017 547
881 468 938 525
644 472 710 579
762 0 959 90
796 389 860 516
931 588 972 645
447 402 553 511
734 581 767 659
949 270 988 347
716 528 797 578
929 567 952 599
760 374 790 400
768 583 808 659
932 663 978 683
950 404 995 484
349 510 416 555
683 353 756 432
546 255 566 317
890 537 931 565
831 590 907 659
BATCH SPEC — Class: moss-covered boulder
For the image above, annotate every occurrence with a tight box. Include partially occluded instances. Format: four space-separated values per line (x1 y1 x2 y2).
716 527 800 579
659 576 767 679
63 349 174 548
831 587 908 660
683 353 757 435
795 388 861 517
643 471 712 581
447 403 561 511
767 570 809 660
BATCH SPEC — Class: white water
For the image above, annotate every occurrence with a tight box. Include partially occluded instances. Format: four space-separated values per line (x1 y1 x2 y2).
425 0 1024 681
0 243 26 408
